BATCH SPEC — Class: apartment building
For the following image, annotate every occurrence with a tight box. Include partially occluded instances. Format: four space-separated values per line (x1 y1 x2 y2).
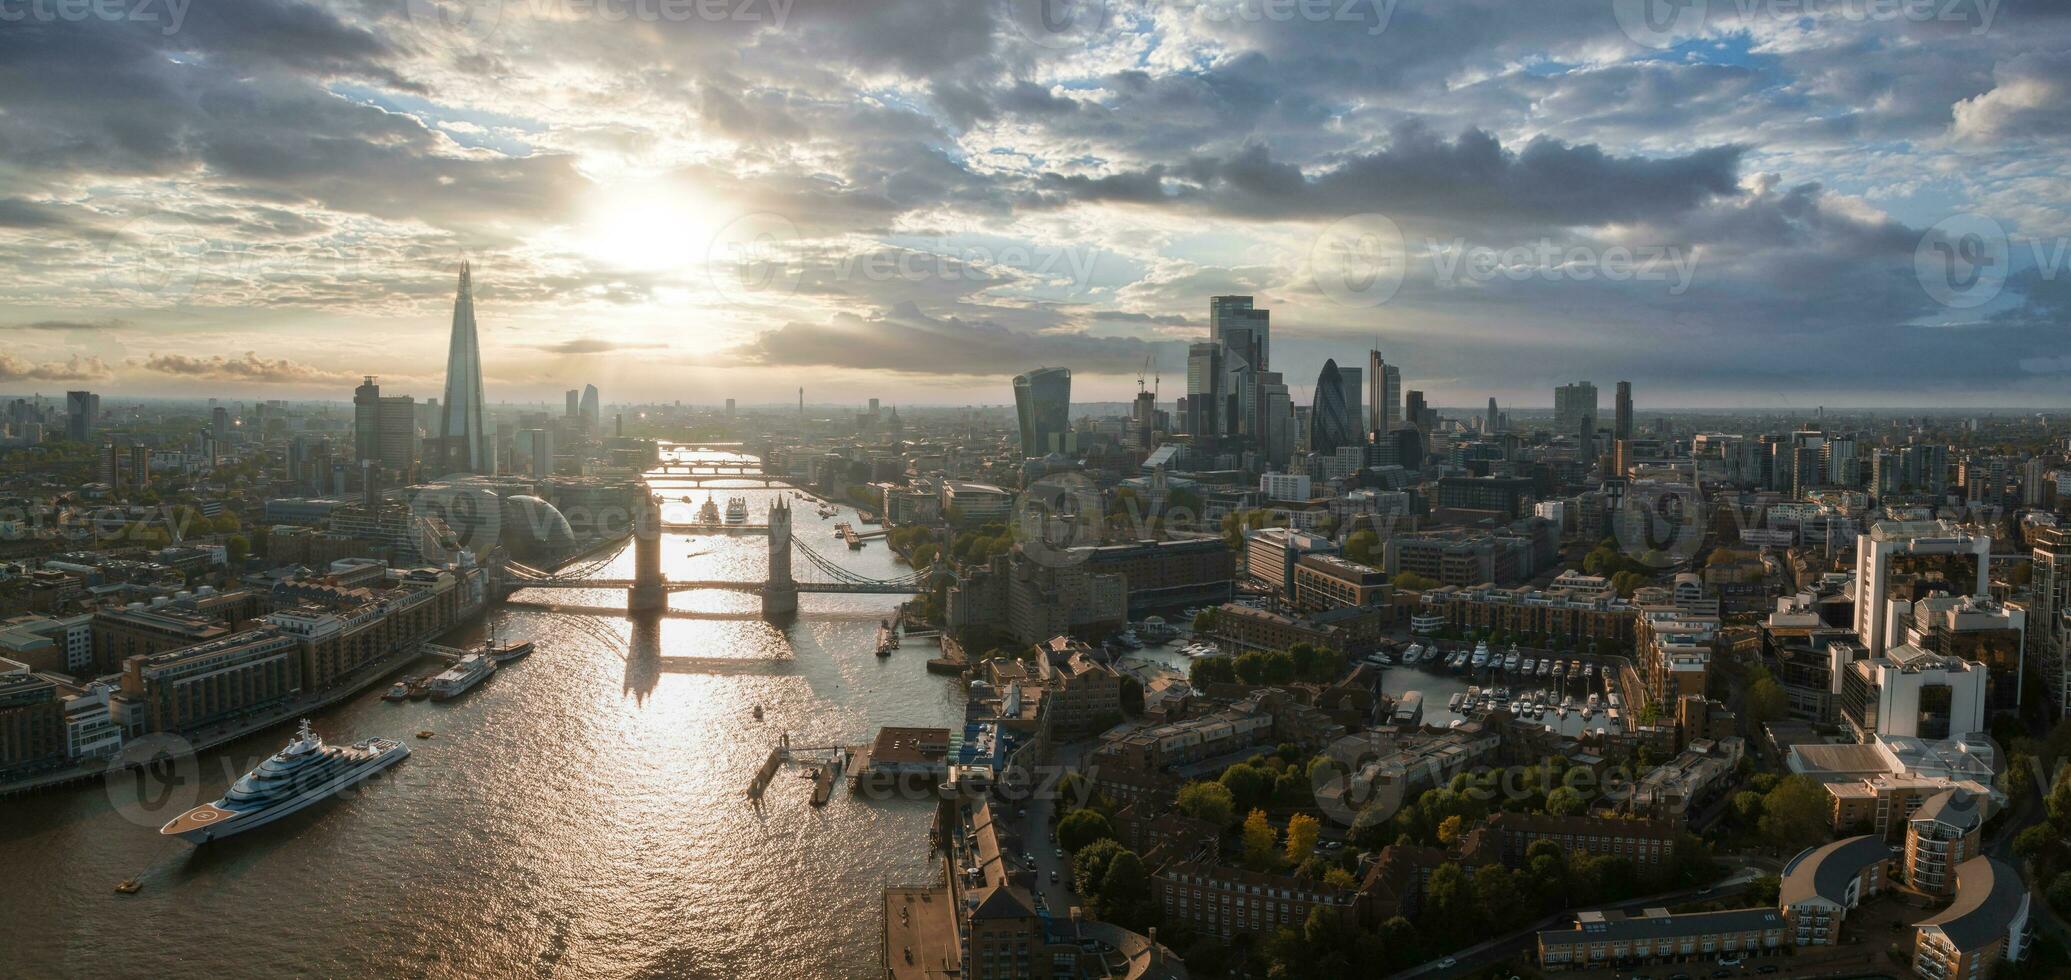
1778 835 1891 947
1538 907 1787 970
1486 812 1678 872
1905 789 1984 898
1911 857 2029 980
1419 584 1636 651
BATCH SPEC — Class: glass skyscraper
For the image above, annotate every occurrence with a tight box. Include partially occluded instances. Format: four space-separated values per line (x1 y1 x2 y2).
1012 366 1071 456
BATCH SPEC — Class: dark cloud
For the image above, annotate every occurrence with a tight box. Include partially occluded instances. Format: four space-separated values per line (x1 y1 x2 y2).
735 302 1185 377
1030 126 1744 230
532 339 667 355
140 351 355 384
0 354 111 382
5 319 127 332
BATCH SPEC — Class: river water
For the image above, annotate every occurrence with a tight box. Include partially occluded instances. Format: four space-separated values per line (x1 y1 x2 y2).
0 449 961 979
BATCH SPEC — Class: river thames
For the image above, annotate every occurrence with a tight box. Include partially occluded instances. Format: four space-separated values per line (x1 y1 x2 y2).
0 449 963 979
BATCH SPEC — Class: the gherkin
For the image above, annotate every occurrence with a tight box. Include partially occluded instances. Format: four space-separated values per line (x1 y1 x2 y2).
1310 358 1356 456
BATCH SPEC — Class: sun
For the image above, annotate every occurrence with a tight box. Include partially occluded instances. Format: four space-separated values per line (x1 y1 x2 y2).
575 182 715 274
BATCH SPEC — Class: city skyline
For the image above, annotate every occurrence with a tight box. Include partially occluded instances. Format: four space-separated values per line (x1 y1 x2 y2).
0 2 2066 406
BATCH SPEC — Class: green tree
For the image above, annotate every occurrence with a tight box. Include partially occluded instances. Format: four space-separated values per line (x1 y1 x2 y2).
1545 786 1587 816
1220 763 1271 813
225 534 249 566
1190 655 1235 685
1056 808 1115 852
1745 675 1789 728
1177 781 1237 828
1758 774 1832 853
1344 529 1379 565
1392 571 1438 591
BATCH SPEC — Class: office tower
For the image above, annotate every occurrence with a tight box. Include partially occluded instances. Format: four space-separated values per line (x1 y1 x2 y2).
1405 390 1430 434
1336 365 1363 444
1486 397 1499 433
868 397 881 420
797 388 804 415
438 263 491 473
1614 381 1634 442
1308 359 1357 457
1365 351 1399 435
725 398 736 417
1210 296 1269 441
1554 382 1598 442
1186 342 1223 439
565 389 579 418
352 376 417 481
211 406 229 443
1259 371 1293 467
65 390 93 443
1208 296 1269 373
1131 388 1157 448
129 444 149 489
1011 366 1072 457
579 384 600 436
520 427 554 478
100 442 121 492
354 377 382 463
2030 527 2071 717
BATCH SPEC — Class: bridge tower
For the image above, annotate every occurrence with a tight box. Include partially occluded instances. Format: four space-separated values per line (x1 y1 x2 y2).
762 497 797 618
628 492 665 613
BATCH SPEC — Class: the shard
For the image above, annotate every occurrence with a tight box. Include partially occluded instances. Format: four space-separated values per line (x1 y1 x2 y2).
439 262 491 473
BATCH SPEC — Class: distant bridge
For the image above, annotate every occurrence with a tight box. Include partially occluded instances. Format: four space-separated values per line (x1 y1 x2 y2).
500 496 942 618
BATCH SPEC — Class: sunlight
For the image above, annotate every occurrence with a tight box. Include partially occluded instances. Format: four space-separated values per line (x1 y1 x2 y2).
576 182 715 274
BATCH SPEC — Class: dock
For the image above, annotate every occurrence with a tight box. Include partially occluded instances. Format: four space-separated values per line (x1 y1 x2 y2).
745 735 851 806
747 734 791 801
834 521 865 549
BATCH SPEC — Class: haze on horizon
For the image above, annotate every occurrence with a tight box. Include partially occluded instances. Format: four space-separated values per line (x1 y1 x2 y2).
0 0 2066 408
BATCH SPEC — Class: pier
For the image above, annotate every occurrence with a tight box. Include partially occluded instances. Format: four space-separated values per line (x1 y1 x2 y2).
745 734 853 806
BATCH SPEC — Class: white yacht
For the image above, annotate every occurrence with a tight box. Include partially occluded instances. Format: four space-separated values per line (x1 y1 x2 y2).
159 720 407 844
428 653 496 700
1522 658 1536 675
1504 651 1520 672
1470 642 1490 669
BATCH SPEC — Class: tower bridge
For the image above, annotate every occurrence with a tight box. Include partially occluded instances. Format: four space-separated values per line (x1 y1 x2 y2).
500 495 943 619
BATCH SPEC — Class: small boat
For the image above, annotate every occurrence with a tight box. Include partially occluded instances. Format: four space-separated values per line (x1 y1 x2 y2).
416 730 434 739
114 879 141 895
382 682 410 702
752 705 764 721
485 639 533 663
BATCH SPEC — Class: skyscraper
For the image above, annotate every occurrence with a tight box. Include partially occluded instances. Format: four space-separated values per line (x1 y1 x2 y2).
1486 397 1500 433
353 376 418 482
65 390 94 443
1185 342 1223 439
1309 359 1357 457
1011 366 1071 456
1210 296 1269 441
1365 351 1400 435
1405 390 1430 433
1258 371 1293 467
1554 382 1598 444
438 263 490 473
1614 380 1634 441
565 389 580 418
579 384 600 436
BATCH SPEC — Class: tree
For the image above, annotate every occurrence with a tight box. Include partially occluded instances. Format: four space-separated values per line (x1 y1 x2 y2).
1392 571 1439 591
1057 808 1115 852
1758 774 1832 853
1073 838 1125 896
1192 608 1219 633
1436 814 1465 845
2051 871 2071 917
1242 808 1279 871
1745 676 1789 728
1285 813 1321 865
1220 763 1272 813
1190 655 1235 685
224 534 249 566
1119 675 1143 715
1731 790 1765 826
1098 849 1155 928
1177 781 1237 828
1545 786 1587 816
1473 863 1528 930
1324 866 1357 889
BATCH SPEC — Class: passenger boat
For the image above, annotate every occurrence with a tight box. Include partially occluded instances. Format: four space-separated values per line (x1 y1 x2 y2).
382 682 410 702
696 495 722 524
428 653 496 701
158 720 407 844
725 497 749 524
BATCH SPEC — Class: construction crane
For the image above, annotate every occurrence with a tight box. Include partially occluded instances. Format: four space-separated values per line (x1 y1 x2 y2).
1137 355 1151 393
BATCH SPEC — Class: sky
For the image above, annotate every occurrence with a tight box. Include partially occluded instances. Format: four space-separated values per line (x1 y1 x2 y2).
0 0 2067 409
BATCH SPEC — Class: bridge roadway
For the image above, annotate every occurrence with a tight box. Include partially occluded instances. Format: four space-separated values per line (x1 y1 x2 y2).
507 577 918 595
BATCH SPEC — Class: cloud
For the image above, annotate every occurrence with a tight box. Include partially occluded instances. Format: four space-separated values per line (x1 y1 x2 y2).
735 302 1186 377
1951 51 2071 143
140 351 354 384
531 338 667 355
1029 126 1745 231
0 354 112 382
4 319 128 332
